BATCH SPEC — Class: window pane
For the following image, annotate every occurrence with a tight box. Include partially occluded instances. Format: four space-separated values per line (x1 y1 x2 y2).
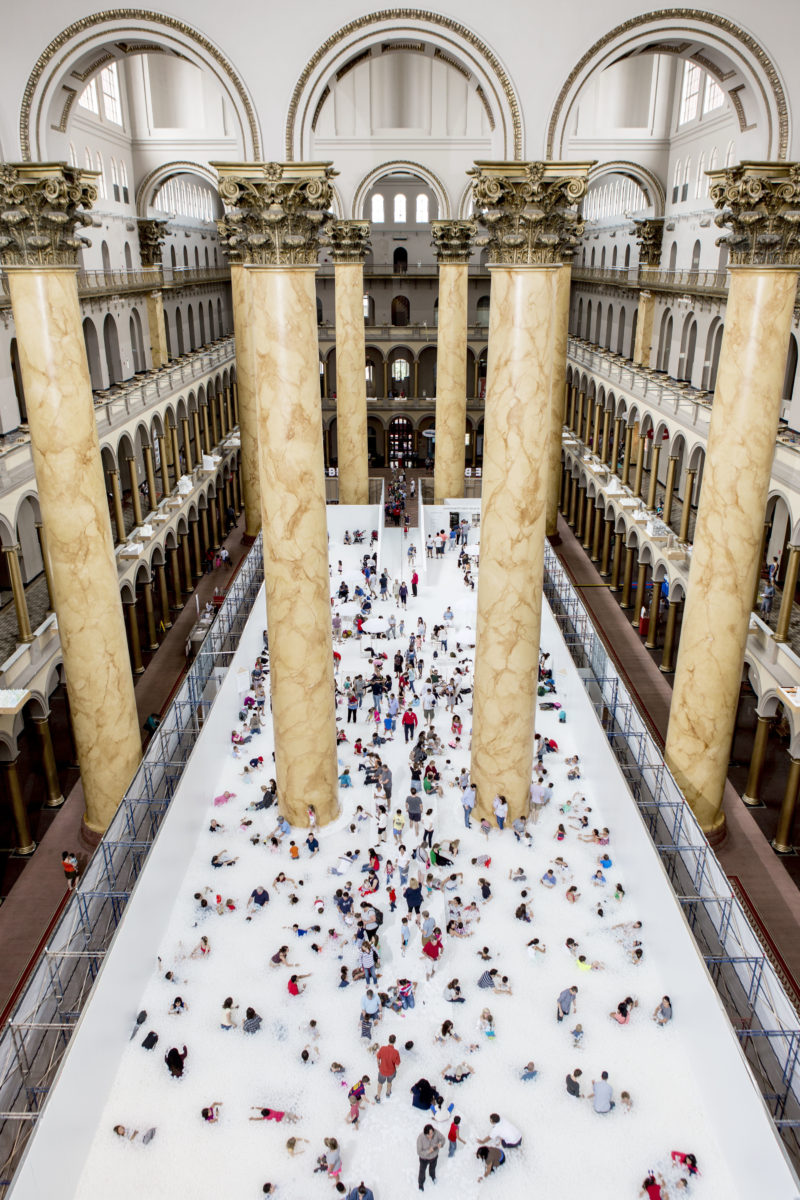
415 194 428 223
394 194 406 223
79 78 99 114
371 195 384 223
679 62 701 125
100 64 122 125
703 75 724 114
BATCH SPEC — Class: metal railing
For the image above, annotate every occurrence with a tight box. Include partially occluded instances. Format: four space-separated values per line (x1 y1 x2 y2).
0 266 232 307
0 535 264 1193
572 265 730 297
542 542 800 1167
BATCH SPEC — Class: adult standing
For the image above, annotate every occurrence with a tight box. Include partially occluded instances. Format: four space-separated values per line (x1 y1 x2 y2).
461 783 476 828
402 708 419 743
417 1123 446 1191
375 1034 401 1101
411 569 419 598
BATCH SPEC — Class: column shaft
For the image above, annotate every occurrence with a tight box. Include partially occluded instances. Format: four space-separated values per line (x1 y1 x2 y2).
679 469 696 542
753 520 771 611
180 416 193 474
743 714 771 806
3 545 33 643
156 562 172 630
109 470 126 543
620 546 634 609
145 290 169 368
143 581 159 650
662 455 678 527
35 523 55 611
600 519 612 576
633 437 645 499
127 457 143 528
170 547 183 609
181 532 193 593
545 265 571 536
192 411 203 470
773 756 800 854
591 505 603 561
633 290 655 366
35 715 64 808
660 599 679 673
143 444 158 513
600 409 611 464
646 444 661 511
170 423 182 483
612 417 623 476
645 579 661 648
471 264 562 820
157 434 170 497
434 262 469 504
775 546 800 641
191 519 203 579
3 759 34 855
568 477 577 526
665 266 798 834
621 425 633 487
6 266 141 833
582 497 594 551
633 562 648 627
249 265 338 823
125 598 144 675
230 266 263 538
609 532 623 592
201 404 212 455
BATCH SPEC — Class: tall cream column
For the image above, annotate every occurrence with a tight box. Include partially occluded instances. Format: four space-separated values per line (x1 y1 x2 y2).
330 220 372 505
137 220 170 368
229 264 263 541
665 163 800 838
468 161 590 821
216 161 338 826
631 220 664 366
0 164 141 835
431 221 477 504
545 257 577 537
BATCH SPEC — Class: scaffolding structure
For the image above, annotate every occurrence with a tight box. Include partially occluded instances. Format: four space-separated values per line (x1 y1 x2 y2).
0 537 264 1193
543 543 800 1166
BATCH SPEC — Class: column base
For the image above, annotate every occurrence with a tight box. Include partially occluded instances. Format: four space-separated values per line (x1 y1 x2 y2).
658 663 674 675
11 840 36 857
241 532 258 547
148 641 160 652
44 793 66 809
79 817 104 855
741 794 765 808
701 813 727 848
133 665 145 676
772 838 796 855
644 639 658 651
547 533 562 547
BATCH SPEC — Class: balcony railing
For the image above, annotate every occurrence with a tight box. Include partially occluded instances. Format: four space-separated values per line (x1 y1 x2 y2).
571 265 730 297
0 265 232 307
318 322 489 340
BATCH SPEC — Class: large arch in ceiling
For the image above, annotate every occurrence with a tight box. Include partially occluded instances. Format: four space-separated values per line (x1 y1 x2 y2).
20 9 261 161
353 160 451 222
286 10 523 162
547 10 789 161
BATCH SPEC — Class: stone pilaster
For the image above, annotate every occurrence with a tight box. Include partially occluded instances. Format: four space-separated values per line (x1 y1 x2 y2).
329 220 371 505
431 220 477 502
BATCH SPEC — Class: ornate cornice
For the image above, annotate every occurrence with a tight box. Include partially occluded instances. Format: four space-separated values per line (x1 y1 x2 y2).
285 10 523 160
0 162 96 268
214 161 336 267
328 219 371 264
709 162 800 266
632 218 664 267
431 219 477 264
546 11 788 161
468 161 590 266
137 217 168 266
20 11 260 161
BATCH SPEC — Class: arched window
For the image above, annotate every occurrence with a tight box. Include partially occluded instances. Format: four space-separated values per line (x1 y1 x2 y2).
100 63 122 125
187 304 196 350
124 242 133 270
129 311 145 373
703 75 724 114
476 296 490 328
616 307 627 355
95 152 106 199
198 305 206 345
709 146 719 171
110 157 119 202
183 246 189 267
668 242 678 272
394 194 406 223
101 241 111 273
317 297 323 325
690 240 701 272
119 160 129 204
371 194 385 223
612 246 618 268
79 77 99 115
84 147 92 170
393 247 408 274
657 310 673 373
695 153 706 199
624 244 631 269
672 159 682 204
725 140 736 167
416 194 429 223
103 314 122 383
679 61 702 125
391 296 410 327
170 244 177 270
68 143 78 168
600 246 606 268
194 246 200 269
682 159 691 202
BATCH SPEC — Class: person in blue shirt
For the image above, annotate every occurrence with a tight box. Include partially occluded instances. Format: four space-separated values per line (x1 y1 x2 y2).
346 1185 375 1200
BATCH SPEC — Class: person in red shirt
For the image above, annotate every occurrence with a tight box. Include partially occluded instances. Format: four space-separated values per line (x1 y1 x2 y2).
411 570 419 598
287 973 310 996
402 708 418 744
670 1152 699 1176
640 1174 665 1199
375 1034 401 1101
422 928 444 980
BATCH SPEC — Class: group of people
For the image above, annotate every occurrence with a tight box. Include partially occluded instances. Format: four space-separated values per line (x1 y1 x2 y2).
105 506 702 1200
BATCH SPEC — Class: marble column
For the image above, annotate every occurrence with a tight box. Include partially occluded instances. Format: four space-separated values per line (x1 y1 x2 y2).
156 562 172 630
662 455 679 527
125 597 144 675
145 291 169 368
631 221 664 366
612 417 624 477
646 443 661 511
143 444 158 513
215 161 340 824
665 163 800 837
329 221 372 505
34 713 64 808
743 712 772 807
600 518 612 575
431 221 476 505
229 265 263 540
679 469 696 542
3 545 33 643
170 422 182 482
660 597 680 673
582 494 594 551
1 164 142 835
3 758 34 855
600 409 611 464
775 545 800 642
620 545 635 609
201 404 212 455
621 424 633 487
180 416 193 474
109 470 126 543
545 263 573 536
143 581 159 650
137 219 169 368
35 522 55 611
632 290 656 366
773 755 800 854
156 433 170 498
467 159 590 820
610 532 623 591
632 435 645 499
126 457 143 528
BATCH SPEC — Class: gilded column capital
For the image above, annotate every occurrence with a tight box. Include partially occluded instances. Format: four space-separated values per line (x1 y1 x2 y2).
708 162 800 266
0 162 97 268
213 160 337 266
631 218 664 268
328 219 371 264
431 220 478 264
468 160 593 266
137 218 168 267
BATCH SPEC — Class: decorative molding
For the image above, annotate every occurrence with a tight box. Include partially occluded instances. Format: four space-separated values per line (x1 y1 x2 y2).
0 163 97 267
588 160 665 218
728 85 756 133
546 10 789 161
690 51 735 83
632 218 665 267
52 88 78 134
285 10 522 160
469 161 590 266
311 86 330 133
709 162 800 266
135 160 219 218
215 161 336 267
335 49 372 82
433 48 470 79
328 219 372 264
431 219 477 263
69 51 115 83
20 10 261 160
475 85 496 132
384 41 425 54
137 217 168 266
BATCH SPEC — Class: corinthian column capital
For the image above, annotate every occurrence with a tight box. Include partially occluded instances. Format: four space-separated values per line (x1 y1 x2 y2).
431 220 477 264
328 220 372 264
0 162 97 268
708 161 800 266
137 218 168 267
468 160 593 266
213 161 337 266
631 218 664 268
